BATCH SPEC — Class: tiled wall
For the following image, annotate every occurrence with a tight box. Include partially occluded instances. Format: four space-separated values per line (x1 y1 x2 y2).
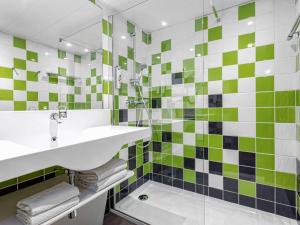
110 15 153 207
296 2 300 223
0 33 103 111
0 0 105 197
145 0 299 220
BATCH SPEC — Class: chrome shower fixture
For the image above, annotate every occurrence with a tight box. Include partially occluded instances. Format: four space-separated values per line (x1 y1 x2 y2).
130 78 141 87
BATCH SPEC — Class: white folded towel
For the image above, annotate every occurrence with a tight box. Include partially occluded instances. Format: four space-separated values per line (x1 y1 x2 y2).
76 170 127 192
17 182 79 216
77 158 127 183
16 197 79 225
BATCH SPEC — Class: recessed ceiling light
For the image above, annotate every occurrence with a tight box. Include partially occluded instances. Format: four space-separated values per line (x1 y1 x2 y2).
161 21 168 27
45 52 49 56
121 35 126 40
66 42 72 47
84 48 89 52
247 21 254 26
189 48 194 52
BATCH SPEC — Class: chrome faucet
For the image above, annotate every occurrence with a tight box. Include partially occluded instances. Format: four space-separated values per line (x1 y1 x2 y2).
50 109 68 124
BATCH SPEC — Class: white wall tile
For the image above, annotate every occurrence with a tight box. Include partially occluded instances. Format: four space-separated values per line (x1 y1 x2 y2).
275 139 297 157
222 65 238 80
223 149 238 164
275 123 296 140
172 143 184 156
275 155 296 174
209 174 223 189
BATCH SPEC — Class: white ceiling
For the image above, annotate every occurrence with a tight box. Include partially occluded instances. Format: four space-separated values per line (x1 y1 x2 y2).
102 0 251 32
0 0 102 55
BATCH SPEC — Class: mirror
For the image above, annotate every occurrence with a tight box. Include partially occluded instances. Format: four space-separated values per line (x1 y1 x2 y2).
0 0 103 111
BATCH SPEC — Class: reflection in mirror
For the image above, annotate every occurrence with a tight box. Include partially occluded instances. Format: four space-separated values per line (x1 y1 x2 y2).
0 0 103 111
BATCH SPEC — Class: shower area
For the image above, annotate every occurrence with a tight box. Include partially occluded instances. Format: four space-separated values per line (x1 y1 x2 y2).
109 0 300 224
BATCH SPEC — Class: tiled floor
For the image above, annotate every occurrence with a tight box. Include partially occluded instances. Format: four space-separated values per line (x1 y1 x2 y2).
103 213 136 225
115 181 297 225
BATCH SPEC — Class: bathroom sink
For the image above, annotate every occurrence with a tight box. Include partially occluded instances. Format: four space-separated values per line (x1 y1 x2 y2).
0 125 151 183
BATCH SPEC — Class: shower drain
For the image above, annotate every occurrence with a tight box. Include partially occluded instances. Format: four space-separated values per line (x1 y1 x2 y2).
138 194 149 201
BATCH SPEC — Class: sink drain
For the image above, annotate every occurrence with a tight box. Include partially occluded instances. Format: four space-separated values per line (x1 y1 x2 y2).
138 194 149 201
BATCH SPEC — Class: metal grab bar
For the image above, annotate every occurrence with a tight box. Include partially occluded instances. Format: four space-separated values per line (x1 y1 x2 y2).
287 14 300 41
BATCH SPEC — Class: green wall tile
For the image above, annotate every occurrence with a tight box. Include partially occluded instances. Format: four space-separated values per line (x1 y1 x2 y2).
118 55 127 70
58 49 66 59
238 63 255 78
173 156 183 168
183 96 195 108
0 67 13 79
208 26 222 42
49 92 58 102
256 108 274 122
184 145 196 158
208 67 222 81
223 51 238 66
173 132 183 144
275 107 295 123
256 123 274 138
162 62 172 74
239 180 256 197
275 91 295 106
14 80 26 91
195 43 208 56
238 33 255 49
256 168 275 186
13 36 26 49
256 138 274 154
196 82 208 95
183 169 196 183
256 92 274 107
26 51 38 62
256 153 274 170
14 101 26 111
223 80 238 93
196 108 208 121
27 91 38 101
239 137 255 152
209 134 222 148
128 47 134 60
183 58 195 71
209 147 223 162
238 2 255 20
152 53 161 65
195 17 208 31
127 21 135 34
276 172 296 191
223 163 238 179
184 121 195 133
256 76 274 92
14 58 26 70
256 44 274 61
209 108 222 121
184 71 195 83
223 108 238 121
161 39 171 52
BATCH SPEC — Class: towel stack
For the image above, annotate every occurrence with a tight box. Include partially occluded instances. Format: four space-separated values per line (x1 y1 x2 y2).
75 158 127 192
16 182 80 225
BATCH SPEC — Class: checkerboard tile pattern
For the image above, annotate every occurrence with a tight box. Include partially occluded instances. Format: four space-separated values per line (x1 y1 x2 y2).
142 0 298 220
0 34 103 111
0 0 105 196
